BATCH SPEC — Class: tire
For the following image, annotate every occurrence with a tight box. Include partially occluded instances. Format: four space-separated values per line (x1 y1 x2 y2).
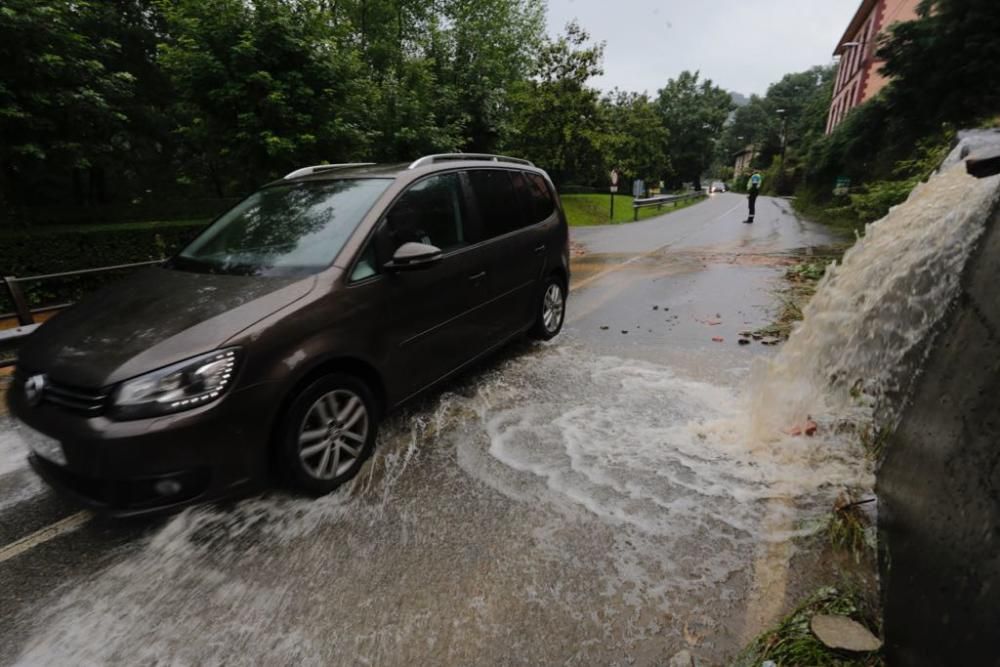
278 373 378 496
529 275 566 341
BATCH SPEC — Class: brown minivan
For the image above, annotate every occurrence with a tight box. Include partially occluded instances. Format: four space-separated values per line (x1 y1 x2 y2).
8 154 569 515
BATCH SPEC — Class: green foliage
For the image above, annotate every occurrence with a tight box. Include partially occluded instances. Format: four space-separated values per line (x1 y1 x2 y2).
0 0 135 207
0 221 206 311
503 22 607 186
655 71 733 188
156 0 370 195
879 0 1000 134
717 66 834 194
0 0 547 218
734 585 884 667
802 128 955 226
827 493 876 564
598 91 670 184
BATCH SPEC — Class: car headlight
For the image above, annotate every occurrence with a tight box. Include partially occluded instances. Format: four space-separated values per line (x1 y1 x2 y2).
110 348 240 420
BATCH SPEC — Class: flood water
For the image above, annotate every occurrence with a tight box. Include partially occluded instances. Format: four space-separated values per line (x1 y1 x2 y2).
8 341 872 665
4 156 993 666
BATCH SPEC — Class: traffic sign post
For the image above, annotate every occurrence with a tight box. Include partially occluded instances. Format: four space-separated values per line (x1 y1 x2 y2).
610 169 619 222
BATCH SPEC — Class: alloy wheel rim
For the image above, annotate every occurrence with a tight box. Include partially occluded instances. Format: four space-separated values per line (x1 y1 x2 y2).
298 389 369 480
542 283 564 333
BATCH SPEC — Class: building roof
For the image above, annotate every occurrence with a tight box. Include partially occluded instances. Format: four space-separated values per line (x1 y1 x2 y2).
833 0 879 56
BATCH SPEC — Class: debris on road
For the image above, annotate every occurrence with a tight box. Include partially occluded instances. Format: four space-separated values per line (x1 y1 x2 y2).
600 326 609 330
652 305 659 310
810 614 883 652
621 330 629 334
711 336 724 343
760 337 780 346
738 338 750 345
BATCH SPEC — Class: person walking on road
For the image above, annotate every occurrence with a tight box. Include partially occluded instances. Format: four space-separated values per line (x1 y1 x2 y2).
745 170 762 223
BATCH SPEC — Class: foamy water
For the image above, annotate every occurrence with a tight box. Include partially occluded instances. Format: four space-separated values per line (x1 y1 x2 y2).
0 417 29 477
13 346 872 665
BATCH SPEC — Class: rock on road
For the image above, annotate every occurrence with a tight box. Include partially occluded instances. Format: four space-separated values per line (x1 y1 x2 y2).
0 194 869 666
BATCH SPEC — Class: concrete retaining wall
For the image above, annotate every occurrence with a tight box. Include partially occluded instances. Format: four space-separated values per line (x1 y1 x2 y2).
877 157 1000 664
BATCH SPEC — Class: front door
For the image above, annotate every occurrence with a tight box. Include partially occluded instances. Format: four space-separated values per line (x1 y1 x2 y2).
378 172 492 399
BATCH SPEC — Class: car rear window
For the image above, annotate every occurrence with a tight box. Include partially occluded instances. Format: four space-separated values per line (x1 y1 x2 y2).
520 172 556 224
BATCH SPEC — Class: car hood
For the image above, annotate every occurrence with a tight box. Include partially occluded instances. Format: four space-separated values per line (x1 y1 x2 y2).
18 267 316 388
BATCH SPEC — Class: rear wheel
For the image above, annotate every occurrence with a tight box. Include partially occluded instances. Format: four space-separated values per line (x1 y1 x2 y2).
529 275 566 340
278 373 378 495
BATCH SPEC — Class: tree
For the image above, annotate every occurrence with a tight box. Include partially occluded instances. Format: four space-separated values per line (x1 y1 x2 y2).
157 0 369 195
0 0 134 208
655 71 733 188
502 22 607 185
879 0 1000 132
599 91 670 185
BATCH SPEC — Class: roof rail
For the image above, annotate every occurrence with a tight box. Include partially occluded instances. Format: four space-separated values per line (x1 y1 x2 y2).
408 153 535 170
283 163 376 180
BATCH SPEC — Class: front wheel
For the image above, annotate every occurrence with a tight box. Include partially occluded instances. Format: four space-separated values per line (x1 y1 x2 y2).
278 373 378 496
529 276 566 341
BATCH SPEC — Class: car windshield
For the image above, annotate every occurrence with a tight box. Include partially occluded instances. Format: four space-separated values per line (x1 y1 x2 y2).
171 179 391 276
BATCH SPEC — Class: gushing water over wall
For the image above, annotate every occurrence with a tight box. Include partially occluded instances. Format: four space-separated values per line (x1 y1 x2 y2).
750 133 1000 438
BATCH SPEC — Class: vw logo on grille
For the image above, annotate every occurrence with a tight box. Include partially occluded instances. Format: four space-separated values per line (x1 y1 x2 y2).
24 374 47 407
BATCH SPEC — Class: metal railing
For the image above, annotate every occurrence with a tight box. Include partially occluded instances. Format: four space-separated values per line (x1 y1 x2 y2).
1 259 163 367
631 192 706 221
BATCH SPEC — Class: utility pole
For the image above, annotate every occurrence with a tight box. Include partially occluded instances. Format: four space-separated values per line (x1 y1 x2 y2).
776 108 788 194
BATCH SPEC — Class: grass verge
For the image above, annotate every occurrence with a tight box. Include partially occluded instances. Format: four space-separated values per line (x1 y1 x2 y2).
560 193 704 226
734 584 884 667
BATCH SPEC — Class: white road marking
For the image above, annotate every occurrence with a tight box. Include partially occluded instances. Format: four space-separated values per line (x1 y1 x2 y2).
0 511 92 564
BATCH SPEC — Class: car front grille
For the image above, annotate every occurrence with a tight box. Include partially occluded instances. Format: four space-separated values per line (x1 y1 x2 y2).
43 380 109 416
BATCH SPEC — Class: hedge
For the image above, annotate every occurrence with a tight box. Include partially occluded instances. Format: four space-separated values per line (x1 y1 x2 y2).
0 221 208 314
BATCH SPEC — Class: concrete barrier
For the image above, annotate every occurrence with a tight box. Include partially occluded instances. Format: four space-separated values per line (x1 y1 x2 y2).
877 129 1000 665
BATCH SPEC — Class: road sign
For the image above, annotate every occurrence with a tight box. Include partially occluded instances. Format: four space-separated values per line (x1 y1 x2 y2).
610 185 618 193
834 176 851 196
610 169 619 186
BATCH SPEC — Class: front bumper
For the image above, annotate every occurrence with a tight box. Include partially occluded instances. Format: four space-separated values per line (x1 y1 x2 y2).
8 379 281 516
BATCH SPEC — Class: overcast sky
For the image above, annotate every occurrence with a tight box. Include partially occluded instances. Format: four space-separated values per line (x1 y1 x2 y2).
545 0 859 97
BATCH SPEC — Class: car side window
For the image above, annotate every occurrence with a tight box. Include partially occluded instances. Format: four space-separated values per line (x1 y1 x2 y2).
510 171 557 226
385 173 467 252
349 242 377 282
525 173 556 223
467 169 525 239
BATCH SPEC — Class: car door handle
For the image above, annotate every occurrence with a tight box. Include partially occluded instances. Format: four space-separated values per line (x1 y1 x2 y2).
534 244 546 254
468 271 487 281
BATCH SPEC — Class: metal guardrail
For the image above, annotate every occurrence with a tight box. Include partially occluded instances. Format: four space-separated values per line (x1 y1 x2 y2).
630 192 706 221
1 259 163 368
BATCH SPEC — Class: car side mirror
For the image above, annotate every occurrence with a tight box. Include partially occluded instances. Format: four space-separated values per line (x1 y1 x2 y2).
385 241 443 271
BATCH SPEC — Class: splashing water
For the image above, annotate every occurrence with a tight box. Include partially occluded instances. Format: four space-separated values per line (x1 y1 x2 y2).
751 136 1000 438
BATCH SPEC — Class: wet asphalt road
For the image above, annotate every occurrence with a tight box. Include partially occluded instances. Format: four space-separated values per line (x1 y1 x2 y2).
0 194 864 666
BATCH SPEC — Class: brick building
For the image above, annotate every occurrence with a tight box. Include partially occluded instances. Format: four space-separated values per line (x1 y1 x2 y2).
826 0 921 134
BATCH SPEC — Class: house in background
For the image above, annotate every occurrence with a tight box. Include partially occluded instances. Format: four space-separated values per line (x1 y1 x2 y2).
733 145 756 175
826 0 921 134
